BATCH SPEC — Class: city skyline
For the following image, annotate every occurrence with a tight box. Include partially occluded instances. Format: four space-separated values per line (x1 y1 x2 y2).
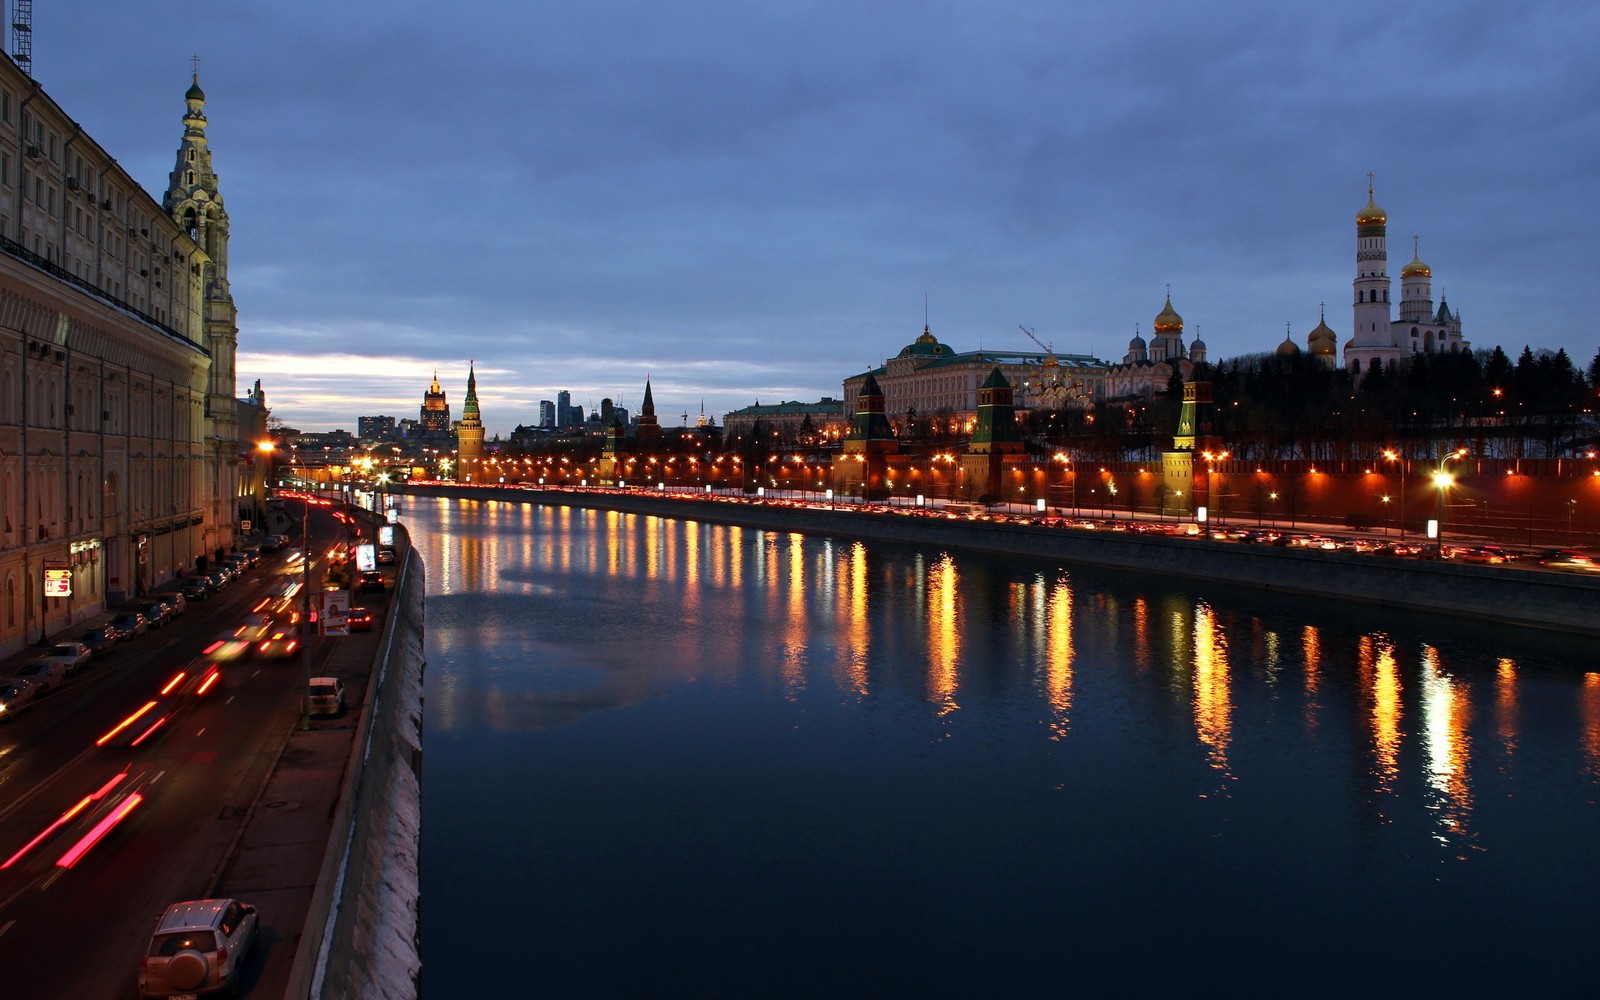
37 1 1600 437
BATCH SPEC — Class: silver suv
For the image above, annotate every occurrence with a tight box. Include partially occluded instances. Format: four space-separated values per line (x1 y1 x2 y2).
138 898 258 997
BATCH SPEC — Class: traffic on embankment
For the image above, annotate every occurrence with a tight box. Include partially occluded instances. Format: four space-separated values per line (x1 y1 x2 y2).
392 481 1600 639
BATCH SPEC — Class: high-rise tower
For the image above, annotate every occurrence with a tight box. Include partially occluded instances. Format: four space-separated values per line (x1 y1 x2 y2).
456 362 485 479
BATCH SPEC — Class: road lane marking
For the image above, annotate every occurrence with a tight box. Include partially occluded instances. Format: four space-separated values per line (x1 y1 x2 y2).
0 919 14 938
195 728 206 737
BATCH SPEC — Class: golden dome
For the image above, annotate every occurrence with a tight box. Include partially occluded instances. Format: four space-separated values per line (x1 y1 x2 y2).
1308 317 1337 355
1356 183 1387 226
1152 294 1183 333
1401 252 1430 278
1276 333 1301 357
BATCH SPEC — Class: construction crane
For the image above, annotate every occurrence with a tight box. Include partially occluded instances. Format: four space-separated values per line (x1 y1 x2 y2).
1019 325 1054 355
10 0 32 78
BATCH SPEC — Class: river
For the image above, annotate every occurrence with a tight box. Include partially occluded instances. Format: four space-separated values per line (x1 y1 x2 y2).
412 496 1599 997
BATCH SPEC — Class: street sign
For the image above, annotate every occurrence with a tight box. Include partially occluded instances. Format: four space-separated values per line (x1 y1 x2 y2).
44 567 71 598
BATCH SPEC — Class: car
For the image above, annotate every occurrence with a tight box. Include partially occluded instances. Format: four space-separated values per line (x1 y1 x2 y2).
137 897 258 999
138 602 172 629
307 676 346 717
346 607 374 632
356 571 385 594
155 592 187 618
180 577 211 601
0 679 37 719
110 612 149 640
43 642 94 675
257 627 300 660
376 547 396 565
1537 548 1599 571
204 570 230 592
1458 545 1511 565
80 624 118 657
14 659 66 693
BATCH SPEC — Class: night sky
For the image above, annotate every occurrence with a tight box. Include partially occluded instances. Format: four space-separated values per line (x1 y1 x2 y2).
37 0 1600 435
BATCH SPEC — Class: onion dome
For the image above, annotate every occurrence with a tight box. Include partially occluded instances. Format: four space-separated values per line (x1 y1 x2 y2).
186 75 205 103
1128 330 1147 350
1276 328 1301 356
1307 315 1338 355
1401 251 1430 278
1356 191 1387 226
1152 294 1184 333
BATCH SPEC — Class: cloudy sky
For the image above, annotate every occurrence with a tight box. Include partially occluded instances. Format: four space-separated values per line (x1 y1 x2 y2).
36 0 1600 436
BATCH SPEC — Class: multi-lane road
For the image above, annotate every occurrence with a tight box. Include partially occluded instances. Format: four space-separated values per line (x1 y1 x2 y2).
0 510 354 998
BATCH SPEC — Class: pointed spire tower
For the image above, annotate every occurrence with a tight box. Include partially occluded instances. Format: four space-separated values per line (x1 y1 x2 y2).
164 69 242 553
635 376 662 451
456 362 485 479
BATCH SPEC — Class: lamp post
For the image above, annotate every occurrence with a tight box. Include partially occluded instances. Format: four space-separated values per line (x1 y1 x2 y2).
1430 448 1467 558
296 493 315 730
1383 449 1405 541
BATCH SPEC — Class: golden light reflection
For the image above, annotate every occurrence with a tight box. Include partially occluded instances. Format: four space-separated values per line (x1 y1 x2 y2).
1495 658 1518 762
1131 596 1150 671
1420 645 1474 847
837 542 870 698
727 526 744 591
927 554 961 714
644 514 661 580
1191 602 1231 772
684 519 701 592
1045 576 1073 740
1368 636 1401 794
781 534 808 698
1581 673 1600 780
1302 625 1321 695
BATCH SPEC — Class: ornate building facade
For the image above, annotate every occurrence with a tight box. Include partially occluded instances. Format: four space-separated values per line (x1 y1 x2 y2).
0 64 245 654
843 325 1111 435
418 372 450 436
1344 180 1467 374
1101 294 1208 399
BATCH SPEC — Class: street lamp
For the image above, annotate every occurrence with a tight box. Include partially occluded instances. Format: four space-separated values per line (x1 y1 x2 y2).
1430 448 1467 557
1382 449 1405 541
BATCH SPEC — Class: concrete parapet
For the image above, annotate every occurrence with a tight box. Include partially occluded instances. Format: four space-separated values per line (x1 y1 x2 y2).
289 530 425 999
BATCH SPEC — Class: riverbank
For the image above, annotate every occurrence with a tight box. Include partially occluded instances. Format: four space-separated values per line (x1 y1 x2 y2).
393 483 1600 638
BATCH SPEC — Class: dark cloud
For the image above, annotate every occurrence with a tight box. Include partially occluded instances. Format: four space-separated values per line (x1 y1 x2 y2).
34 0 1600 434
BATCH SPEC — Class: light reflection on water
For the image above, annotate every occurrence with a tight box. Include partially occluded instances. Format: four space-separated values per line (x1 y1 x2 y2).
415 497 1600 995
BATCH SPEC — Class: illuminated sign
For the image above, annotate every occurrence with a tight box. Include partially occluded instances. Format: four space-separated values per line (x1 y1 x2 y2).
44 567 72 598
356 544 377 572
378 526 395 547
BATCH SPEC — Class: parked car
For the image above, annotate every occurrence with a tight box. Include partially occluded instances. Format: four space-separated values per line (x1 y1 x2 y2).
307 676 346 717
345 607 374 633
203 570 230 593
155 592 187 619
138 603 172 629
180 577 211 601
14 659 66 693
0 679 38 719
80 624 118 658
356 571 385 594
43 642 94 675
109 612 149 640
376 547 396 565
137 898 258 999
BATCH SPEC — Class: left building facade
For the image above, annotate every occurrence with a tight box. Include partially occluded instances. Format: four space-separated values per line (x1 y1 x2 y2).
0 59 247 656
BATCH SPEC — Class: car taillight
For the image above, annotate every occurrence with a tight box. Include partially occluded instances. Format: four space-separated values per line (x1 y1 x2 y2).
217 945 228 963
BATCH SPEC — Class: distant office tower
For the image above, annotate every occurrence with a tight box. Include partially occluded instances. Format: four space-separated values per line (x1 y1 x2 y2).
420 373 451 434
570 405 585 426
359 415 397 439
599 398 616 425
557 390 573 428
539 400 555 428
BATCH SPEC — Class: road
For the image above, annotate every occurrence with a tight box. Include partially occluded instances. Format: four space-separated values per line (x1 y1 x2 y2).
0 508 354 998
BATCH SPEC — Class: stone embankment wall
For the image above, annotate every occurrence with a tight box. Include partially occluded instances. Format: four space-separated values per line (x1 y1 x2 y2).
300 535 425 999
405 484 1600 638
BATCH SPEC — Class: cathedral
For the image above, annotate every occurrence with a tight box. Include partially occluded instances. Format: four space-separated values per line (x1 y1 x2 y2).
1101 294 1208 399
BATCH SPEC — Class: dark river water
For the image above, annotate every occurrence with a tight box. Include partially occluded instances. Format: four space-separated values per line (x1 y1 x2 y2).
413 496 1600 997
